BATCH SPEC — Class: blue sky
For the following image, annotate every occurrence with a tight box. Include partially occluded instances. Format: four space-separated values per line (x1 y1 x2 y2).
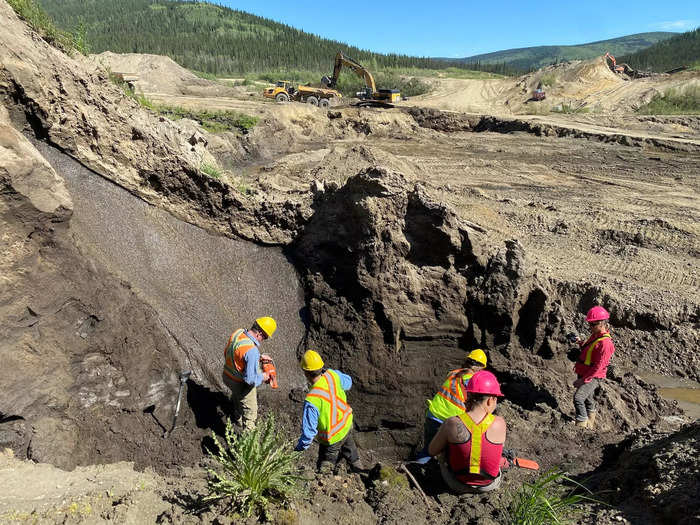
216 0 699 57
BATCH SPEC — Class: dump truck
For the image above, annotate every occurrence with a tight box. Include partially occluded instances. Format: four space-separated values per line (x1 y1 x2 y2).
323 52 401 106
263 81 342 107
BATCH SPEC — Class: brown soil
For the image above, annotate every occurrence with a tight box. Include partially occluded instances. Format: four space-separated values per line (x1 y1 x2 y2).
1 2 699 524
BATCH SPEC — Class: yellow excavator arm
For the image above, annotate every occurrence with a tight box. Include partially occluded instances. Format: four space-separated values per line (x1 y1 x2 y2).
327 51 376 93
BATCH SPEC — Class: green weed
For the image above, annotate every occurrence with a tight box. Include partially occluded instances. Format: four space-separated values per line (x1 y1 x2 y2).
154 105 258 133
203 416 301 517
7 0 75 53
200 163 222 179
507 469 598 525
637 86 700 114
540 74 557 87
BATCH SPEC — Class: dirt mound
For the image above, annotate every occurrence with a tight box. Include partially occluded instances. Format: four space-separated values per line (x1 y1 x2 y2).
89 51 239 97
588 422 700 525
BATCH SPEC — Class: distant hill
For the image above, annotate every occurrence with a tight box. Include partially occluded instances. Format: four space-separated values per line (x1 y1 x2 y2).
618 28 700 72
455 32 678 70
36 0 512 75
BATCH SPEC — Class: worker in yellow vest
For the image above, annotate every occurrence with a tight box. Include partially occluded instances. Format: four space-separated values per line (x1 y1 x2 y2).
572 306 616 429
415 349 488 464
222 316 276 431
294 350 362 474
428 370 509 493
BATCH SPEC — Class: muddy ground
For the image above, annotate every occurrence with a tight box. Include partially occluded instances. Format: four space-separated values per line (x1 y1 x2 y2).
1 2 699 524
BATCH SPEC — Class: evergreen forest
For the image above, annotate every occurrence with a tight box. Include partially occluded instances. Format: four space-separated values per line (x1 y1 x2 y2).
37 0 515 76
619 28 700 72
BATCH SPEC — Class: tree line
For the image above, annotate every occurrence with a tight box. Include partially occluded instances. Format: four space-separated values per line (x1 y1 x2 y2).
37 0 518 76
619 28 700 72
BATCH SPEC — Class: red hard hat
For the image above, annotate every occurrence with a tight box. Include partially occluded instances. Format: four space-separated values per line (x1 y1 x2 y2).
465 370 503 397
586 306 610 323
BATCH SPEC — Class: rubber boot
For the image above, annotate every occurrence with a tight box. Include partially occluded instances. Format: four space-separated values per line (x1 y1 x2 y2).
575 419 589 428
587 412 597 429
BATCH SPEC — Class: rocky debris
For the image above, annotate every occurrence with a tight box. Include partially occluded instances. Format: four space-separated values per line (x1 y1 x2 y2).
587 422 700 525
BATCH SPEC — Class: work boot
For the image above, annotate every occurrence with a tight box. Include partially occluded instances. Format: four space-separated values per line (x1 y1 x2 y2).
349 460 367 474
317 461 334 474
575 419 589 428
587 412 597 428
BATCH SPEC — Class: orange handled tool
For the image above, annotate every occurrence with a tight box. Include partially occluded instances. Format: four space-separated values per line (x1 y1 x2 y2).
260 357 278 389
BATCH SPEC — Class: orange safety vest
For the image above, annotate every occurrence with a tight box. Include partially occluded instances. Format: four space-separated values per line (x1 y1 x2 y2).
305 370 353 445
427 369 474 421
579 333 612 365
458 412 496 476
223 329 259 383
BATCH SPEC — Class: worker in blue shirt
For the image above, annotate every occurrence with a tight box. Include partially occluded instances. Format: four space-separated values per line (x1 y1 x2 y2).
294 350 363 474
222 317 276 431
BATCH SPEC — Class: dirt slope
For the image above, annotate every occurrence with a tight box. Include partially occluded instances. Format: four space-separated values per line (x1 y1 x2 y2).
410 57 700 115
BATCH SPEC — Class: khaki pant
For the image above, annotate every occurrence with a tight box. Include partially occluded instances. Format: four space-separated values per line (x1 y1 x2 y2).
226 377 257 431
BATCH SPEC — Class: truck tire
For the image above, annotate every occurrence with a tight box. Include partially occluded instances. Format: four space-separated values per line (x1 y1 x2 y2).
319 98 330 108
275 92 289 103
307 96 319 106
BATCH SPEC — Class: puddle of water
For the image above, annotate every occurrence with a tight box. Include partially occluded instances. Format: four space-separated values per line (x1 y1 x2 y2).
639 371 700 420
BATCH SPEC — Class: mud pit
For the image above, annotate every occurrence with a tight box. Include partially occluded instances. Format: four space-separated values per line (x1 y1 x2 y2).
1 3 699 521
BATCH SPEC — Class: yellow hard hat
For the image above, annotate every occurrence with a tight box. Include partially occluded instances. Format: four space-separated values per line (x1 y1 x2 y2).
300 350 324 371
255 317 277 338
467 349 488 367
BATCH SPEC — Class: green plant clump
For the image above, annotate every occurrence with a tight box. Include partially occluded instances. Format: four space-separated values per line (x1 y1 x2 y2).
540 73 557 87
204 416 300 517
507 469 598 525
154 105 258 133
200 163 221 179
8 0 75 52
637 86 700 115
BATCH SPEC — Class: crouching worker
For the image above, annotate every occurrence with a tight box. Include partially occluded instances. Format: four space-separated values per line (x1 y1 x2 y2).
294 350 362 474
428 370 508 493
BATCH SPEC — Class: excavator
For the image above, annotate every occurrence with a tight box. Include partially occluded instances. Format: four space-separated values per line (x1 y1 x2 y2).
322 51 401 106
604 52 637 77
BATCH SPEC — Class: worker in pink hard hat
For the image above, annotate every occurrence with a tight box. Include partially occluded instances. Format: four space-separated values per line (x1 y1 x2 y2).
572 306 616 430
427 370 510 493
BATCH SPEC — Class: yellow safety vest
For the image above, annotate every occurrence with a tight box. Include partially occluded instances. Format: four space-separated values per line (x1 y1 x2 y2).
305 370 353 445
580 334 612 365
427 369 474 421
458 412 495 475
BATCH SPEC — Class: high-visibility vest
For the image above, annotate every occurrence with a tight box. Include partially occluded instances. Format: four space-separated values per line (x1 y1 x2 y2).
579 333 612 366
223 329 259 383
427 369 473 421
305 370 353 445
457 412 496 476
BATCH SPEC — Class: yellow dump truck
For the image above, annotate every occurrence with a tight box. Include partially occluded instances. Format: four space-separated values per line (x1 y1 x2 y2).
263 81 342 107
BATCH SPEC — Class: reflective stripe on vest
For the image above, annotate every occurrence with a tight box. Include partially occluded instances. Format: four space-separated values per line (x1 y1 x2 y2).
223 329 257 383
305 371 353 445
429 369 473 420
581 334 611 366
458 412 495 475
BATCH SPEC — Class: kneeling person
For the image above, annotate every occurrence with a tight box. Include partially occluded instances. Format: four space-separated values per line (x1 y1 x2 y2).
428 370 508 493
294 350 362 473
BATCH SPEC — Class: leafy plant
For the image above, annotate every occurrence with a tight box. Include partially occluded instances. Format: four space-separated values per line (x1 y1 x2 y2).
200 163 222 179
153 105 258 133
637 86 700 115
540 74 557 87
507 469 599 525
203 416 301 517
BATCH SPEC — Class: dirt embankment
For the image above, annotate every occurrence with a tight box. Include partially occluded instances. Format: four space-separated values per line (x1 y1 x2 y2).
1 1 699 523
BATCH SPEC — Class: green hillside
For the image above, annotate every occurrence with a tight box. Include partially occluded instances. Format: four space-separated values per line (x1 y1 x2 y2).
36 0 512 75
457 32 678 70
619 28 700 71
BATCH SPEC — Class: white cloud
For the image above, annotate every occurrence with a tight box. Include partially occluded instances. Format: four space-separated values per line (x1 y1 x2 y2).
653 20 698 31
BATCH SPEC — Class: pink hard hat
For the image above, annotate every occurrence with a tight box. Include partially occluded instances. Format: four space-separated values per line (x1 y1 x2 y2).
586 306 610 323
465 370 503 397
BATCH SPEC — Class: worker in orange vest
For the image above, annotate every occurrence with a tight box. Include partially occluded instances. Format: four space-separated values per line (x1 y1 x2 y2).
222 316 276 431
415 349 488 464
294 350 362 474
572 306 616 429
428 370 509 493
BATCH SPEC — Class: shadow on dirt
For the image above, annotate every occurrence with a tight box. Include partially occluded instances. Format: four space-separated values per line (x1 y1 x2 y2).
497 370 559 411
